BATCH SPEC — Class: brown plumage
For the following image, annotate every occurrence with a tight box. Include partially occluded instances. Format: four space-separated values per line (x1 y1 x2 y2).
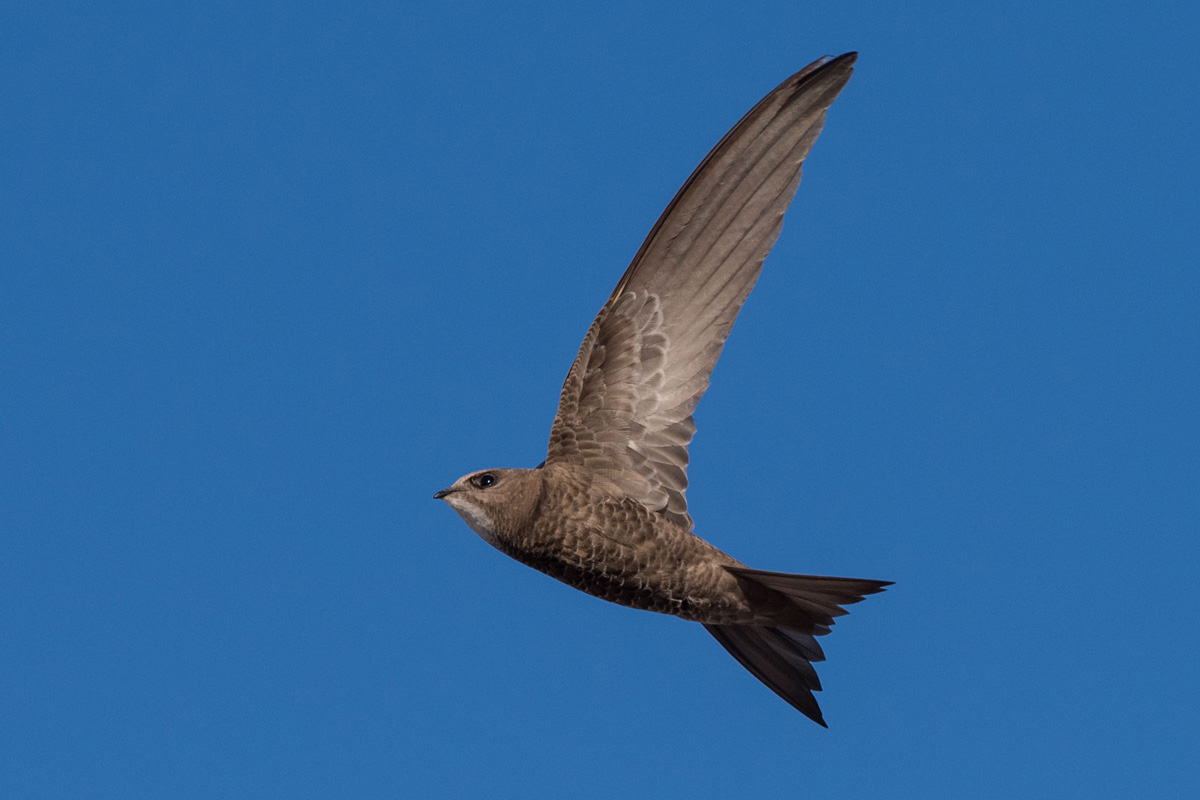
435 52 890 727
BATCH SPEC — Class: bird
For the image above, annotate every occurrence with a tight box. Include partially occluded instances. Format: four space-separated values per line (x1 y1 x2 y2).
434 52 890 727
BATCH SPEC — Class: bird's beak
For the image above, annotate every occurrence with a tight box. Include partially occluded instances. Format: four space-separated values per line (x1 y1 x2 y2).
433 488 455 500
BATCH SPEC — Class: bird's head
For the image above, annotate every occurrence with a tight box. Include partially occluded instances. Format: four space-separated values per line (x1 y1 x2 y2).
434 468 542 546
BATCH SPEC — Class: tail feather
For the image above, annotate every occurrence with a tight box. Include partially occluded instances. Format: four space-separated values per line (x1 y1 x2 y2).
705 624 829 726
706 568 891 726
726 566 891 633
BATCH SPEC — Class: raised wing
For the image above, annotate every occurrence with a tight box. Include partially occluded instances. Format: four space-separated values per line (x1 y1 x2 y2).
546 53 857 530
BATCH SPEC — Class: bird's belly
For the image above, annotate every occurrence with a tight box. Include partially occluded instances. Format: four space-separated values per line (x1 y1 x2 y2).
501 540 749 624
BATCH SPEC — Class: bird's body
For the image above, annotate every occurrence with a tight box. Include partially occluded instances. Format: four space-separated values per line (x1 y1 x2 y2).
435 52 890 726
444 463 747 621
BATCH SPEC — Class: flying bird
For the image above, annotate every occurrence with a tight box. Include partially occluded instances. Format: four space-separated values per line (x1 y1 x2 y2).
435 52 889 727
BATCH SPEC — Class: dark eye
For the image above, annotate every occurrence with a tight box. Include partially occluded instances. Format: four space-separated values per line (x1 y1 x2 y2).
474 473 497 489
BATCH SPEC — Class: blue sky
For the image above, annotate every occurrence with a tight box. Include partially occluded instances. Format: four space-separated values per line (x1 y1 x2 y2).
3 1 1198 797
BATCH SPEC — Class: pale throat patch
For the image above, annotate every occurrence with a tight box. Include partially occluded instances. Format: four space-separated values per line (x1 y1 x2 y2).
444 495 501 546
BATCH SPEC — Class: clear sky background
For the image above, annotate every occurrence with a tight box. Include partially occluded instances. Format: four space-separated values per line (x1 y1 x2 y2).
3 2 1198 797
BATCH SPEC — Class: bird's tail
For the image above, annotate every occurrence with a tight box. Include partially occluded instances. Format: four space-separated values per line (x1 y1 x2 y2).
704 567 891 726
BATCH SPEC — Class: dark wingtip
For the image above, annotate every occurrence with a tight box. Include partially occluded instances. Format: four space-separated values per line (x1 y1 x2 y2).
818 51 858 71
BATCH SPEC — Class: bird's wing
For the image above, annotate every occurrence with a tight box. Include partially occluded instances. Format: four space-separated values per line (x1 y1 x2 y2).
546 53 856 530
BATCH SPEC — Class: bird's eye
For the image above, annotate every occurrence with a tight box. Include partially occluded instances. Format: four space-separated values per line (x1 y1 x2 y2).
474 473 497 488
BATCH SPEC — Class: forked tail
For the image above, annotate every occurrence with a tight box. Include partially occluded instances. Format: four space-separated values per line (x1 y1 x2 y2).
704 567 891 727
